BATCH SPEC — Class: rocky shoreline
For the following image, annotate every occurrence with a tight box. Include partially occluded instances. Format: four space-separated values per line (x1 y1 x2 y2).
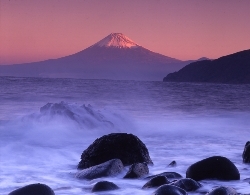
8 133 250 195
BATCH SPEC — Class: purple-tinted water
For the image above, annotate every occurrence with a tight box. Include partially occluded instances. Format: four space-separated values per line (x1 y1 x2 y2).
0 76 250 195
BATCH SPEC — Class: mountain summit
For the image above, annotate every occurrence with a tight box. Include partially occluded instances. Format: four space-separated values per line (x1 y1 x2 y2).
0 33 190 80
93 33 140 48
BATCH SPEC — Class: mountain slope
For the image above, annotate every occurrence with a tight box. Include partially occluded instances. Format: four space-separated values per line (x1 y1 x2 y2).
163 49 250 84
0 33 189 81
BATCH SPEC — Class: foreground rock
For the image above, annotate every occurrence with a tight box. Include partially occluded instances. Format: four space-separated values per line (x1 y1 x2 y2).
91 181 119 192
172 178 201 191
153 184 188 195
76 159 124 180
124 163 149 178
142 176 170 189
243 141 250 163
186 156 240 181
147 172 182 180
206 186 237 195
8 183 54 195
78 133 153 169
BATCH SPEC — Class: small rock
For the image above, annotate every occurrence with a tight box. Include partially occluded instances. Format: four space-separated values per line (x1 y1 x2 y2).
146 172 182 180
142 176 170 189
243 141 250 163
8 183 55 195
76 159 124 180
124 162 149 178
91 181 119 192
168 161 177 167
153 184 188 195
206 186 237 195
172 178 201 191
243 178 250 182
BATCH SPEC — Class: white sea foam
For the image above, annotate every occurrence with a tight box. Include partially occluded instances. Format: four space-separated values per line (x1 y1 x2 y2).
1 105 250 195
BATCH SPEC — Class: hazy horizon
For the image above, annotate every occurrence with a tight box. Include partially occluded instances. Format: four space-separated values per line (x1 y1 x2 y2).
1 0 250 65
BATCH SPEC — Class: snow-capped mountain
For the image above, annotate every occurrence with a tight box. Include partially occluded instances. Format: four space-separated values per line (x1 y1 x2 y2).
0 33 189 81
93 33 140 48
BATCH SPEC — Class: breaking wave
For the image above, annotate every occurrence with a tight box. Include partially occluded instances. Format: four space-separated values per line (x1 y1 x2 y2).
33 101 114 129
0 101 135 147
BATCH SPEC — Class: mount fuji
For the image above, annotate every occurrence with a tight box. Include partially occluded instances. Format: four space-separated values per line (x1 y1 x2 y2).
0 33 191 81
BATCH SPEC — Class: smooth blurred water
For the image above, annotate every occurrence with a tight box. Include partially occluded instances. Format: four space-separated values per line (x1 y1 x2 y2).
1 76 250 195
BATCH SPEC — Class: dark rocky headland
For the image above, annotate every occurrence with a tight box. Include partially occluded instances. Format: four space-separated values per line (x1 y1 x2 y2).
163 49 250 84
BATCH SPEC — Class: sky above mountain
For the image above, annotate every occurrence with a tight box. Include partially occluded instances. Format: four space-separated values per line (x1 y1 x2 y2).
1 0 250 65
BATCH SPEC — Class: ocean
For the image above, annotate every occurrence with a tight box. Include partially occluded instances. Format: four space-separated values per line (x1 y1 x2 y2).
1 76 250 195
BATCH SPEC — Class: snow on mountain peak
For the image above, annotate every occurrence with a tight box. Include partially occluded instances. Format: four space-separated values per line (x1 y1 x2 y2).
93 33 140 48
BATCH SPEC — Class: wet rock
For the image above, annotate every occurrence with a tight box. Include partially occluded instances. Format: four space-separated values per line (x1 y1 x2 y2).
146 172 182 180
206 186 237 195
124 162 149 178
8 183 55 195
78 133 153 169
153 184 188 195
76 159 124 180
39 102 113 128
243 178 250 182
172 178 201 191
40 102 75 118
142 176 170 189
91 181 119 192
243 141 250 163
168 161 177 167
186 156 240 181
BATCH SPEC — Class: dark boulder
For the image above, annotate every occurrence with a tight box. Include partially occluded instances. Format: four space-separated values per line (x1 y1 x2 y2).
153 184 188 195
243 141 250 163
186 156 240 181
124 162 149 179
78 133 153 169
147 172 182 180
172 178 201 191
8 183 54 195
206 186 237 195
142 176 170 189
76 159 124 180
91 181 119 192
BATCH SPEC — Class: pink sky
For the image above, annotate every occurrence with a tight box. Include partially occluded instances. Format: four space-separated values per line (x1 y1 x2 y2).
1 0 250 65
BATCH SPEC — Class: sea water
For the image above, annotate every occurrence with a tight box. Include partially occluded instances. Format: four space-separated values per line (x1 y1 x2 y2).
0 76 250 195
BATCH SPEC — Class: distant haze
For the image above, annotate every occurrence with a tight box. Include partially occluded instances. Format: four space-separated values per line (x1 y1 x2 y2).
1 0 250 65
